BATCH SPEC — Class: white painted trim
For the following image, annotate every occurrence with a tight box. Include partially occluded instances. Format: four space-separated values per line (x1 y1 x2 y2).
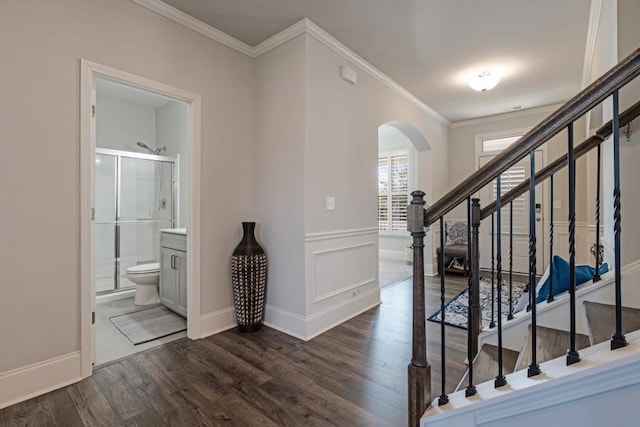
199 307 236 338
451 103 563 128
304 227 378 242
125 4 450 126
264 305 308 341
425 262 436 277
423 331 640 426
80 60 95 379
582 0 604 89
305 287 381 340
253 19 308 57
0 352 81 410
128 0 253 56
302 20 450 125
80 60 202 379
312 242 377 302
264 287 381 341
187 94 203 341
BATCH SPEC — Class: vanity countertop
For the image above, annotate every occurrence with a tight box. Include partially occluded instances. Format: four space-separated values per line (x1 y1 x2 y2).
160 228 187 236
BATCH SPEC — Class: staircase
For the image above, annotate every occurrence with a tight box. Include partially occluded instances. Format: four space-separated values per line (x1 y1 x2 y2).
456 306 636 393
584 301 640 344
405 46 640 427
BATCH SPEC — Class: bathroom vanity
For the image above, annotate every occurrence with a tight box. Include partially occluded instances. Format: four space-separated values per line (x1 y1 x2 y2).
159 229 187 317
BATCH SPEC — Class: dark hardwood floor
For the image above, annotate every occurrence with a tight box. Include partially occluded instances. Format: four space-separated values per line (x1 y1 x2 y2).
0 276 469 427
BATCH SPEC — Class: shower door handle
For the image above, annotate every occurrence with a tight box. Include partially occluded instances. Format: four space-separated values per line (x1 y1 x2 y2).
115 223 120 261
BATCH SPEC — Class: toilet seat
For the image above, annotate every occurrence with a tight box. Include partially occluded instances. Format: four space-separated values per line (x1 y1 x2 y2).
126 262 160 275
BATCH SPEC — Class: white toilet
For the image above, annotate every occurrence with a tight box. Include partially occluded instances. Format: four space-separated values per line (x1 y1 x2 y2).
126 262 160 305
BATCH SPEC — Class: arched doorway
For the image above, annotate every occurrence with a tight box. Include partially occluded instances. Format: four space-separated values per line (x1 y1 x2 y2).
377 122 431 288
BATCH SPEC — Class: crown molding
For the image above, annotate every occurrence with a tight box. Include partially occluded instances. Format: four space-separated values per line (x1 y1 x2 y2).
301 20 450 126
129 0 254 56
128 2 451 126
450 103 564 129
252 18 308 58
582 0 604 89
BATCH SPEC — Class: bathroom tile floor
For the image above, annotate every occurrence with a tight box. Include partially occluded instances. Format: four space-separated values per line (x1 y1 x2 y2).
95 296 187 366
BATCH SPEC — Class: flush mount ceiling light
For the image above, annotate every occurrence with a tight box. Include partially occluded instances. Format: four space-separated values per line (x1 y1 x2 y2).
469 71 500 92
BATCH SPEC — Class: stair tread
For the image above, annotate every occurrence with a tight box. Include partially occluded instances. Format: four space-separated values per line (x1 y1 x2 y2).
456 344 519 391
516 324 590 371
584 302 640 345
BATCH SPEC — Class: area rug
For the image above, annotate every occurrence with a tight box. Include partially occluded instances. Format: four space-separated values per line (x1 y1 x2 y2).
110 306 186 345
427 277 527 329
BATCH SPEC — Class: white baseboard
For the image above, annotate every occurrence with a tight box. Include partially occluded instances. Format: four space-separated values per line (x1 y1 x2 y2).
265 287 381 341
0 352 82 410
199 307 236 338
425 262 436 277
305 287 381 340
264 304 308 340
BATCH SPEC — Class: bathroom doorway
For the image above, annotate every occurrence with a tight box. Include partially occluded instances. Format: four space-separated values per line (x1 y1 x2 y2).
80 61 202 376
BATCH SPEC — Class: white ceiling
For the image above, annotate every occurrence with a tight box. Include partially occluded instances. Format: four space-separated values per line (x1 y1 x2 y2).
160 0 591 122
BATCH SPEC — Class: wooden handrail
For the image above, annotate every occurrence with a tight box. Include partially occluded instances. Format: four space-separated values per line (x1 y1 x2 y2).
480 99 640 220
424 47 640 227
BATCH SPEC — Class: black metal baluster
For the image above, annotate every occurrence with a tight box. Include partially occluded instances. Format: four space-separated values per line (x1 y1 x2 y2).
528 151 541 377
567 122 581 365
490 213 496 329
466 197 477 397
611 90 628 350
593 144 602 282
548 174 555 303
508 201 514 320
495 176 506 387
438 217 448 405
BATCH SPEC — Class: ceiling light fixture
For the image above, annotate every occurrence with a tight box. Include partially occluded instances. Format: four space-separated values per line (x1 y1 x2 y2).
469 71 500 92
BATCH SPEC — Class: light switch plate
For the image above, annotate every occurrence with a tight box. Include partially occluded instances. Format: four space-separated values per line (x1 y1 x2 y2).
326 196 336 211
553 199 561 209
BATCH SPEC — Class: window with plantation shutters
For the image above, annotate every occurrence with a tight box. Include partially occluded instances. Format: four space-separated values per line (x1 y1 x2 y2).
378 152 409 232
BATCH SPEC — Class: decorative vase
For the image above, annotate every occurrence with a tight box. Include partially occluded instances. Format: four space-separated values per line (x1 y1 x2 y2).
231 222 267 332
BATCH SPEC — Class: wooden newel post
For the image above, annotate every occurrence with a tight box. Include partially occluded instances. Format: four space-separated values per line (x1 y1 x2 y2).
407 190 431 427
470 198 482 358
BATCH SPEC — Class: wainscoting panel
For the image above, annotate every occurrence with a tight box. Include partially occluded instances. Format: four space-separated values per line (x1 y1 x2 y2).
312 242 377 302
304 228 381 338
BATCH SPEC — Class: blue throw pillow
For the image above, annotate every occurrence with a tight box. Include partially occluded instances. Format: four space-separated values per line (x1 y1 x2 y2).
536 255 609 303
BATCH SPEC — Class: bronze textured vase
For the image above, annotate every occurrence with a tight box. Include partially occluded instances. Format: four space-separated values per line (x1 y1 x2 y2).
231 222 267 332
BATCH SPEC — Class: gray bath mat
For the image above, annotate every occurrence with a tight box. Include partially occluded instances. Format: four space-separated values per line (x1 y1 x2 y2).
109 306 186 345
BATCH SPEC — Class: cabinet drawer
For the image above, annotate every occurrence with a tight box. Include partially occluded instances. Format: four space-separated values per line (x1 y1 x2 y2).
161 232 187 251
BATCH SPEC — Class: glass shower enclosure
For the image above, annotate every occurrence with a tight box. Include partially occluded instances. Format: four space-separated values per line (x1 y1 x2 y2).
95 148 177 294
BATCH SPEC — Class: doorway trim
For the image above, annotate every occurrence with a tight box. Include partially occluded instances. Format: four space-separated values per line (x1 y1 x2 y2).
80 60 202 378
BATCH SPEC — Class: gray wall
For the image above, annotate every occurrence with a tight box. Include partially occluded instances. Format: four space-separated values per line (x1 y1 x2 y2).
0 0 255 373
254 34 307 317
